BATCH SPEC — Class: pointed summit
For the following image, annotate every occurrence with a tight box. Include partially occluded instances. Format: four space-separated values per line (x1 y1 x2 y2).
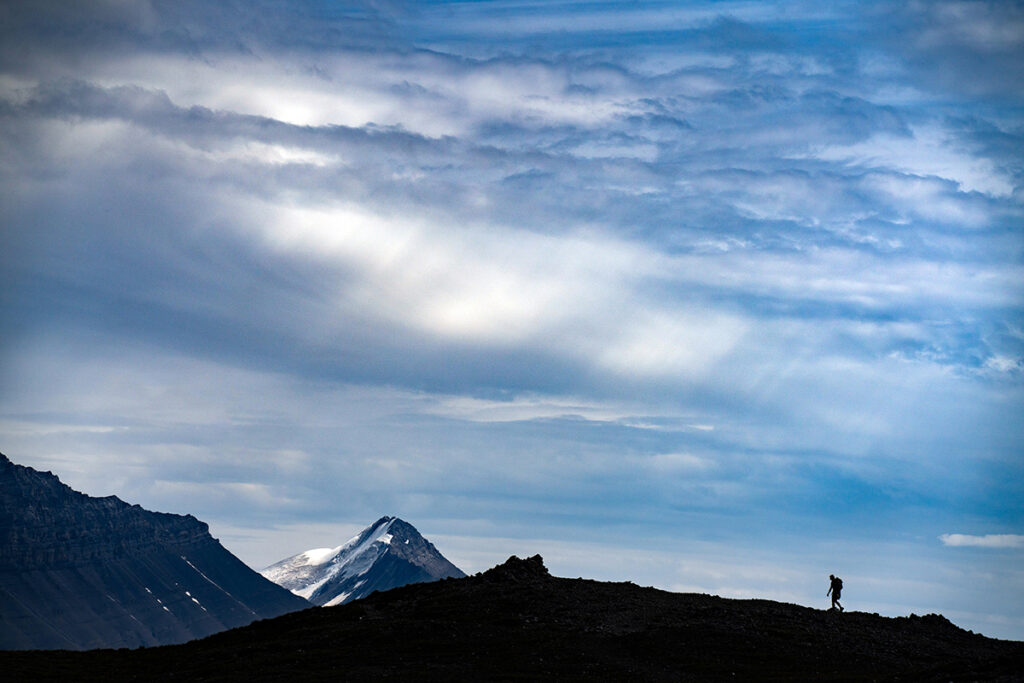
261 516 465 606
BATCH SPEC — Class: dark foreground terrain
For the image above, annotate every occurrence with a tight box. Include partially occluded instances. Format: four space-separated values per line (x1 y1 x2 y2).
5 555 1022 681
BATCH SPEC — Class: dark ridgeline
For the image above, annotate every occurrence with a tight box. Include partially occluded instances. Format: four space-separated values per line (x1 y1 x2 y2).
5 555 1022 681
0 452 309 650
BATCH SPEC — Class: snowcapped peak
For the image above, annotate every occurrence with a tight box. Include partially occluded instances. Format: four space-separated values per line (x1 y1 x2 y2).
260 516 399 600
261 516 464 606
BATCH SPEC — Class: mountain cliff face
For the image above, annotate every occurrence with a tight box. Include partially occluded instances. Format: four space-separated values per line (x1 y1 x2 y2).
261 516 465 606
4 555 1021 681
0 452 309 650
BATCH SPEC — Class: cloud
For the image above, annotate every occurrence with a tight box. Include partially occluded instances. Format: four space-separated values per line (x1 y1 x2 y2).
878 0 1024 101
940 534 1024 549
809 126 1015 197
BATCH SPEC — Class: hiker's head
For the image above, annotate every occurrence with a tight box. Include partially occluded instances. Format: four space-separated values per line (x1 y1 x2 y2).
830 574 835 580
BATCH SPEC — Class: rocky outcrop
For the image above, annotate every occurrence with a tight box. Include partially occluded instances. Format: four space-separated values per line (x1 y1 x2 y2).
479 553 549 583
0 452 309 650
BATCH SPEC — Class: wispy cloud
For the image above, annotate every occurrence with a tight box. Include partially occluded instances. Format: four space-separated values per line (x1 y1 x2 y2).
940 534 1024 549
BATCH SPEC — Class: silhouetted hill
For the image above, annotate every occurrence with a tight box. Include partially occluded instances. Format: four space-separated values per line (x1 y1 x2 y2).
0 452 309 649
4 555 1022 681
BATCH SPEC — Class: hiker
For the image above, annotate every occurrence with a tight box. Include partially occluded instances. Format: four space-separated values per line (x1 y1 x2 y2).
827 574 844 612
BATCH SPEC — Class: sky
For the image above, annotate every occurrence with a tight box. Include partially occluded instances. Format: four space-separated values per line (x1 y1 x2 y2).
1 0 1022 639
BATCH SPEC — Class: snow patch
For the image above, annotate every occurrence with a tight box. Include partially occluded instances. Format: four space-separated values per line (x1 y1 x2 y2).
182 555 256 615
324 591 353 606
302 547 341 565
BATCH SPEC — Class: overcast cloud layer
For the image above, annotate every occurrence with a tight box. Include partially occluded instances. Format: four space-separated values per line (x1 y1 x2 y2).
1 0 1022 639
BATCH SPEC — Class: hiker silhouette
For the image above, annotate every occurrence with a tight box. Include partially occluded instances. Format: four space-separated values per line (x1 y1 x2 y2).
827 574 844 612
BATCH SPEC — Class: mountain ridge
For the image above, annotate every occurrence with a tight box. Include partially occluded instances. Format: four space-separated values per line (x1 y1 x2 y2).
0 451 309 650
1 453 209 569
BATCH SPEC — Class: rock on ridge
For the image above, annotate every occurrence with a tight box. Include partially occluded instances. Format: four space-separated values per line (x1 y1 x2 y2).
480 554 551 582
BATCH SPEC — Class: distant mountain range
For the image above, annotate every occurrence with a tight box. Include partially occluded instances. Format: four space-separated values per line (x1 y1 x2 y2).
5 555 1021 680
0 452 309 650
261 515 465 606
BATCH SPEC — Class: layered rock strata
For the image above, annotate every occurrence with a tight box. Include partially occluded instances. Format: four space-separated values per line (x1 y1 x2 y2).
0 452 309 650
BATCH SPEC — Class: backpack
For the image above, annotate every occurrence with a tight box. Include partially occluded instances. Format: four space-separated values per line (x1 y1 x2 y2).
834 578 843 590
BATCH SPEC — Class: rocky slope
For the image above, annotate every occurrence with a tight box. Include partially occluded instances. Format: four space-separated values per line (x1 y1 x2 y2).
0 452 309 650
4 555 1021 680
261 515 465 605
